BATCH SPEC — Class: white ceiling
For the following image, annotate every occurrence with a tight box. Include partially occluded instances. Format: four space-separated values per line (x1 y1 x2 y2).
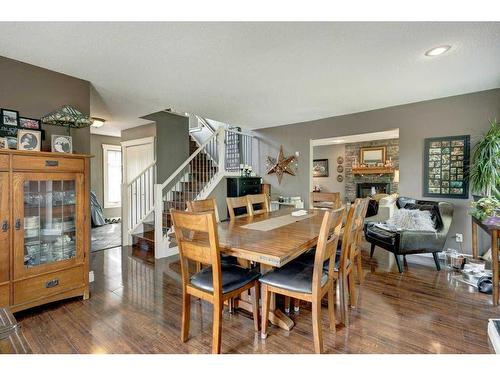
312 129 399 146
0 22 499 136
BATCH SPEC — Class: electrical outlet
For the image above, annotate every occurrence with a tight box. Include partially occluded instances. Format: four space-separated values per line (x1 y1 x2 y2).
89 270 95 283
455 233 463 243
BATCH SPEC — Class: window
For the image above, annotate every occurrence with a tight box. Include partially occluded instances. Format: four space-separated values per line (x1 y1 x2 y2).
103 144 122 208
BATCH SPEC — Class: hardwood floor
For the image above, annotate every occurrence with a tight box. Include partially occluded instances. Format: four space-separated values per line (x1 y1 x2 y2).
14 244 496 354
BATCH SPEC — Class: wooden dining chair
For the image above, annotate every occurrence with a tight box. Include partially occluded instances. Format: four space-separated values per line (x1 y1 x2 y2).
187 198 220 223
246 193 270 216
170 209 261 354
310 192 341 210
260 208 344 354
226 196 251 219
352 197 370 284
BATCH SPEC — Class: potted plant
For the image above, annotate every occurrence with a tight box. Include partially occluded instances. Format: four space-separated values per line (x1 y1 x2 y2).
469 119 500 223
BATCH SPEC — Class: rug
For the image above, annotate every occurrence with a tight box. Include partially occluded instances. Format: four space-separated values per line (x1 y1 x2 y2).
91 223 122 252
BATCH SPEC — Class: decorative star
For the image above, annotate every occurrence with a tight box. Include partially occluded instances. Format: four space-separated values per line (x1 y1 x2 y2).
266 145 297 184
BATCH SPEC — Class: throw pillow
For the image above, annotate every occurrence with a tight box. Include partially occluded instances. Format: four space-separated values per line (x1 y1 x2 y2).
386 208 437 232
404 203 442 229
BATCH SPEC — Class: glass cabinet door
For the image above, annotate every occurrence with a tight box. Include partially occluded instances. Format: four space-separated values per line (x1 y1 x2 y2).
14 173 83 277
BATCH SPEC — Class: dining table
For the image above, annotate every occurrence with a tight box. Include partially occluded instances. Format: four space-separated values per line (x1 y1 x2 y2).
217 207 331 331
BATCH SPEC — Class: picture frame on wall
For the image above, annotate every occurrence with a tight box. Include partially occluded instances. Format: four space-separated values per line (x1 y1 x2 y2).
1 108 19 127
19 117 41 130
312 159 329 177
17 129 41 151
51 134 73 153
423 135 470 199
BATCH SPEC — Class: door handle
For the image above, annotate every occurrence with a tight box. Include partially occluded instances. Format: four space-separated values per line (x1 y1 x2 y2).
15 219 21 231
1 220 8 232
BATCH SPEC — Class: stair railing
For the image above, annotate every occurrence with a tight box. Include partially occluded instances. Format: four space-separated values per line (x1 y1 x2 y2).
124 160 157 235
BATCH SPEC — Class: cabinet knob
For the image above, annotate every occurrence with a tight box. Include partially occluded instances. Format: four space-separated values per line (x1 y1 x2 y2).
15 219 21 230
1 220 8 232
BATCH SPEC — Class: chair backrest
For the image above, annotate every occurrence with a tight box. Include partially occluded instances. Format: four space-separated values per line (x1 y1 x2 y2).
354 197 370 246
312 208 345 294
170 209 222 296
226 196 251 219
337 200 364 273
310 192 341 210
246 193 270 216
187 198 220 223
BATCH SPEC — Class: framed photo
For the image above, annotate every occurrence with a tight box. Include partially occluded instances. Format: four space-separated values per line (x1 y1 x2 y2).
17 130 41 151
6 137 17 150
0 137 7 149
360 146 386 166
313 159 329 177
423 135 470 199
1 108 19 127
51 134 73 153
19 117 41 130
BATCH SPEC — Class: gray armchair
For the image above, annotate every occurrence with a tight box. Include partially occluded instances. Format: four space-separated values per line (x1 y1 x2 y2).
364 197 454 272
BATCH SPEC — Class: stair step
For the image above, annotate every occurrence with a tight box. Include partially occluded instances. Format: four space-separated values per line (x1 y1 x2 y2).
163 201 187 210
131 229 155 253
132 229 155 242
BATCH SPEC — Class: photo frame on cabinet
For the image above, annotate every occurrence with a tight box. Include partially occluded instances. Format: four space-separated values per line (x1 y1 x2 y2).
17 129 41 151
19 117 41 130
1 108 19 127
51 134 73 153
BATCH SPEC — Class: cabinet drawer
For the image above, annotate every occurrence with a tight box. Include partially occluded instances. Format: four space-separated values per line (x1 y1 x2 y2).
0 284 9 307
0 155 9 170
12 155 84 172
13 266 84 305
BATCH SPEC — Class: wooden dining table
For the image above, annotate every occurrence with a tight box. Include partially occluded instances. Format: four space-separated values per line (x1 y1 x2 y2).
217 207 328 331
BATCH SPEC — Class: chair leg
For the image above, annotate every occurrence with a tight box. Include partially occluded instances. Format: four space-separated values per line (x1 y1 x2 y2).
212 300 223 354
284 296 291 314
195 262 202 272
252 284 260 332
394 254 403 273
348 271 357 308
261 285 271 339
403 255 408 266
311 297 324 354
338 275 349 326
293 298 300 312
370 243 376 258
181 291 191 342
432 252 441 271
327 286 336 333
356 251 363 284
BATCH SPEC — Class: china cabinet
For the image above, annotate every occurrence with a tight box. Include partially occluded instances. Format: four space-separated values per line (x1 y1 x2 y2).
0 150 91 312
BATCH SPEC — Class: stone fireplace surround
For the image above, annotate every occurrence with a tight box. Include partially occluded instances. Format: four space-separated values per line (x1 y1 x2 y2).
345 138 399 202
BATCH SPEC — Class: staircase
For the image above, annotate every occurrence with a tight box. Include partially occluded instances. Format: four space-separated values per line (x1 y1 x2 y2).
125 123 256 260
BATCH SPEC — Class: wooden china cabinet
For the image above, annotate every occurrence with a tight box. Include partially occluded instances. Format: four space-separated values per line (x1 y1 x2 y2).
0 149 91 312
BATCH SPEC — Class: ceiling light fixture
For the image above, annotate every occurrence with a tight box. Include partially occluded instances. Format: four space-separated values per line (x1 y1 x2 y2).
424 45 451 57
91 117 105 128
331 139 345 143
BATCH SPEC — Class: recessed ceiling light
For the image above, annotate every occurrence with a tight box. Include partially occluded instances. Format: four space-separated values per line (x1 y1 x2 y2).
425 45 451 57
91 117 105 128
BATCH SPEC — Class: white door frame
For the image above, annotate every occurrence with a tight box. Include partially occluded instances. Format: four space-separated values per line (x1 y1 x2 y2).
121 136 156 245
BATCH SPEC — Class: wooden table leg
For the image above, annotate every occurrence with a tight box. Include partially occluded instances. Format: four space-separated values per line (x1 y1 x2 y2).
260 264 294 331
472 219 478 259
492 229 499 307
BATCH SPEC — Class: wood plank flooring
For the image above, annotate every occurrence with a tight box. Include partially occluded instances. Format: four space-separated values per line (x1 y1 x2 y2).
13 244 497 354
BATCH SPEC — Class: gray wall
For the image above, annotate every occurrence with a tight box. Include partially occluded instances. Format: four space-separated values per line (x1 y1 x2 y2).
255 89 500 254
143 112 189 184
90 134 122 218
121 122 156 142
0 56 91 154
312 144 346 199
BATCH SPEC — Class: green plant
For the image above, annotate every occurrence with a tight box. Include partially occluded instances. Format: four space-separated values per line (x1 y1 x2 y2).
470 196 500 221
469 119 500 198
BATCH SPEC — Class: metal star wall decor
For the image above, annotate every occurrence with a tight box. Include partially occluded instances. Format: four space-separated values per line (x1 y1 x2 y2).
266 145 297 184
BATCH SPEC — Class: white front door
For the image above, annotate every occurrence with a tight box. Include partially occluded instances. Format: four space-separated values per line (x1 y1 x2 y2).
121 136 155 245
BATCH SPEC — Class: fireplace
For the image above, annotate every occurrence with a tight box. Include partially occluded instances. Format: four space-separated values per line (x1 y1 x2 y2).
356 183 391 198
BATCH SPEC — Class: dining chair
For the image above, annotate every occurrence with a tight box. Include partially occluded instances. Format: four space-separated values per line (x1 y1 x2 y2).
226 196 251 219
187 198 220 223
353 197 370 284
310 192 341 210
246 193 270 216
170 209 261 354
260 208 344 354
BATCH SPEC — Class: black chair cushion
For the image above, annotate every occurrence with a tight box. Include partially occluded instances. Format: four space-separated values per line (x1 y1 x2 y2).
365 224 398 247
259 260 328 294
366 199 379 218
221 255 238 266
190 264 260 294
396 196 416 209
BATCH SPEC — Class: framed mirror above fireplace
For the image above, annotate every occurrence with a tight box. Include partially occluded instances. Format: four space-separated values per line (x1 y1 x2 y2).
360 146 386 166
